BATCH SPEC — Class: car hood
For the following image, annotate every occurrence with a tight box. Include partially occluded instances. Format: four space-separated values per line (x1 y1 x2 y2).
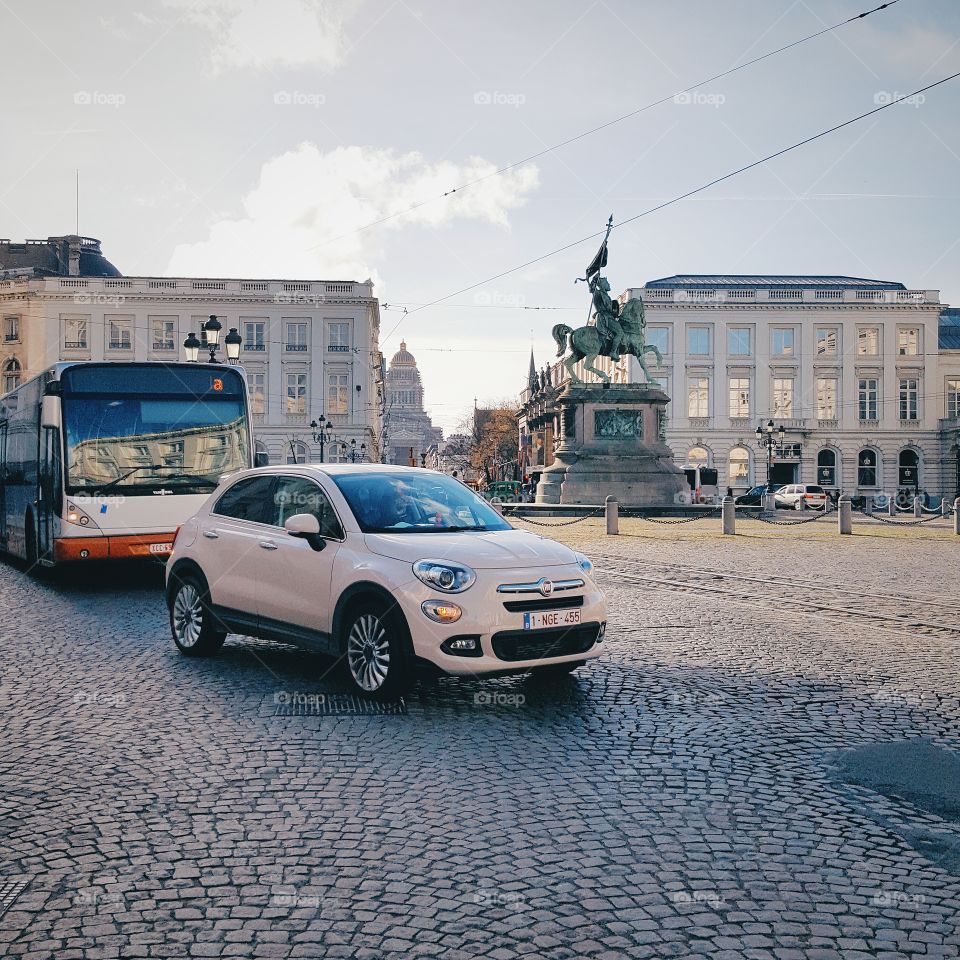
362 529 578 569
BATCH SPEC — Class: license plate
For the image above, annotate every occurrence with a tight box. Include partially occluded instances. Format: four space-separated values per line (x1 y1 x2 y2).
148 542 172 555
523 609 581 630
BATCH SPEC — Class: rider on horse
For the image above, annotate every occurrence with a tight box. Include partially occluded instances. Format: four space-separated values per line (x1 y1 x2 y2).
590 276 626 361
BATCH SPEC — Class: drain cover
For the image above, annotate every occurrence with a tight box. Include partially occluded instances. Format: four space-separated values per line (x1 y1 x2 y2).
273 693 406 716
0 876 29 919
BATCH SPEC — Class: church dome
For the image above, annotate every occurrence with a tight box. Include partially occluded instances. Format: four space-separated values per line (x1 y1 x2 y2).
390 340 417 366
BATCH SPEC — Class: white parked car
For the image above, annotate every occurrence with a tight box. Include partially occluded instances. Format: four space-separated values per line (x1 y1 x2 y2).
774 483 829 510
165 465 607 697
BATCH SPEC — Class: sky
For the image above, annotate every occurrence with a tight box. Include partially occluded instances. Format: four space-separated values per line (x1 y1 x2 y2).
1 0 958 433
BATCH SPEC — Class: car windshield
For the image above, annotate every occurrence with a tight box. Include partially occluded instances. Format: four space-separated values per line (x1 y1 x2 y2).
333 471 512 534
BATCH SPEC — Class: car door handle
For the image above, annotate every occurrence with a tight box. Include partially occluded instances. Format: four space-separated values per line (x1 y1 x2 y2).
259 540 278 550
203 530 219 539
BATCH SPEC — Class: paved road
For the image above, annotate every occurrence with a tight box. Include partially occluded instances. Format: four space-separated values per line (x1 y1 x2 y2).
1 530 959 959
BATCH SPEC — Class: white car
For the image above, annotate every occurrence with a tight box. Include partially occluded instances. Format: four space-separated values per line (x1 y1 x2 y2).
774 483 829 510
165 465 607 697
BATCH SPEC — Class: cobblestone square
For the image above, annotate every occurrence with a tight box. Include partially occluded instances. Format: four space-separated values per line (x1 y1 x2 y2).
1 520 959 959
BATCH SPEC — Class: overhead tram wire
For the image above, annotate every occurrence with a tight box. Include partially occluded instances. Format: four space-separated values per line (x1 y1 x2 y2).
383 71 960 344
308 0 904 254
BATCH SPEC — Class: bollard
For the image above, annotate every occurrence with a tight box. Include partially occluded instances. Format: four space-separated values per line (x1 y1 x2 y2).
721 496 736 535
605 495 619 536
955 498 960 536
838 496 852 535
888 496 896 517
490 497 503 515
762 491 776 513
913 496 922 518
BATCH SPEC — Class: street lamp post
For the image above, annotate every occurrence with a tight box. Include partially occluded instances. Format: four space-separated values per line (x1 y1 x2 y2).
350 439 357 463
310 415 332 462
203 315 221 362
183 315 239 364
755 419 786 492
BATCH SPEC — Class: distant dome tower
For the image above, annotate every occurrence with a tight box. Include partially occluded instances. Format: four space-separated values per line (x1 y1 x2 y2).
384 340 442 465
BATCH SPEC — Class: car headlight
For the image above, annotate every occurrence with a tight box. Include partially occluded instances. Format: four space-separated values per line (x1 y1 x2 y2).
575 552 594 575
413 559 476 593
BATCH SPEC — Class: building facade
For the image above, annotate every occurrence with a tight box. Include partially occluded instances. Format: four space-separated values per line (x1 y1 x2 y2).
0 247 384 464
382 341 442 465
518 275 960 501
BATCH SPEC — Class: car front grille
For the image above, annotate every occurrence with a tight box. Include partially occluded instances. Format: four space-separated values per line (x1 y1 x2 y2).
491 622 601 662
502 595 584 613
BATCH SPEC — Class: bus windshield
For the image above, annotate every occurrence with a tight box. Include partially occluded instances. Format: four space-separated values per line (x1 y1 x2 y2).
61 365 250 495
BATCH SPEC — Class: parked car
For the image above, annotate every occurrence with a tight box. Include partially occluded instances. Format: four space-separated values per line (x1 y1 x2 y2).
734 484 768 506
166 465 607 698
774 484 828 510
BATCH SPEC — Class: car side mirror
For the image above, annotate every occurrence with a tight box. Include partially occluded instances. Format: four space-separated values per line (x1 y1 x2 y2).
284 513 325 551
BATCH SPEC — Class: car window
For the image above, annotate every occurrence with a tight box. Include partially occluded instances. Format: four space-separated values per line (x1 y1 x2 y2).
807 486 825 494
273 475 344 539
212 475 276 524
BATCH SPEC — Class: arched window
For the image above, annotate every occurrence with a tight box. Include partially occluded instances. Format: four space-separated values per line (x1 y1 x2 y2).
857 449 879 488
3 358 21 393
817 448 837 488
286 441 308 465
254 440 269 467
898 448 920 489
687 446 710 467
728 447 750 486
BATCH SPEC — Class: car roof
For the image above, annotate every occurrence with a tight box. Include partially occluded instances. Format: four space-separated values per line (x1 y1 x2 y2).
234 463 445 480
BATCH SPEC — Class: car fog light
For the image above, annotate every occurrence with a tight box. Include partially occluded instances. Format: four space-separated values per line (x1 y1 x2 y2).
422 600 462 623
441 634 482 656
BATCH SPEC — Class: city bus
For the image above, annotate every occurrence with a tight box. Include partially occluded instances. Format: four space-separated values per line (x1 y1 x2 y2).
683 464 720 504
0 361 253 569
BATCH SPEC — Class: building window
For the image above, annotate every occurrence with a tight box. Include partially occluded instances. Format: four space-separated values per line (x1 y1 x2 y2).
286 373 307 414
771 329 795 356
285 322 308 352
816 378 837 420
64 317 88 350
244 321 266 351
727 328 751 356
151 317 175 351
687 377 709 418
728 447 749 485
728 377 750 418
687 446 710 466
287 441 308 464
108 317 133 350
817 449 837 488
772 378 794 418
897 328 920 357
815 328 838 356
857 449 879 488
857 327 880 356
254 440 269 466
898 448 920 489
948 379 960 419
249 372 266 415
858 378 878 420
3 316 19 343
328 321 350 352
898 378 918 420
687 327 710 356
3 358 21 393
328 373 349 414
646 326 669 354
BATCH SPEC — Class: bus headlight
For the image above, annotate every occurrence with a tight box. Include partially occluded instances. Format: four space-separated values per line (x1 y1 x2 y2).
65 502 97 528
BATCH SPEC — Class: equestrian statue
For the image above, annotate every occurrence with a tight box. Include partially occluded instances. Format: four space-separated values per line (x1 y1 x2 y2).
551 215 662 385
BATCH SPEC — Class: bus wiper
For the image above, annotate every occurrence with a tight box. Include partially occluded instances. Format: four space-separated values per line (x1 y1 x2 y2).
93 466 217 491
95 465 165 491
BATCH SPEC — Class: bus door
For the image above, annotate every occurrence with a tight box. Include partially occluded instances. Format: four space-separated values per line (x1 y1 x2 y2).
37 426 61 560
0 420 7 547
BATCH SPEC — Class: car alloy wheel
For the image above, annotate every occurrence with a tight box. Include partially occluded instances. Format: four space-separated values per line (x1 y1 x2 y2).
347 613 392 692
173 582 203 649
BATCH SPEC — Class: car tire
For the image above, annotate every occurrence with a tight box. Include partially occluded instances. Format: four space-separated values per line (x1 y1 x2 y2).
341 599 411 699
530 660 585 678
168 570 227 657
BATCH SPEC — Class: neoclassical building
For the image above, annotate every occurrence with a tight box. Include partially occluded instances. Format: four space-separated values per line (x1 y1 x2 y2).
383 341 442 465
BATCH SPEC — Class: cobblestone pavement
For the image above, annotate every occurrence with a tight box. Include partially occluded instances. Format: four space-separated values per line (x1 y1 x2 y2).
1 522 959 959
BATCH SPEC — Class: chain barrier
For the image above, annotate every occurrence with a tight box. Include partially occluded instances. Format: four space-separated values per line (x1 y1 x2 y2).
751 506 836 526
620 507 723 525
505 507 604 527
857 509 946 526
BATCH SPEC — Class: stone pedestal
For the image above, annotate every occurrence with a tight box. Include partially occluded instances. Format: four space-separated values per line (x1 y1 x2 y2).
535 384 687 506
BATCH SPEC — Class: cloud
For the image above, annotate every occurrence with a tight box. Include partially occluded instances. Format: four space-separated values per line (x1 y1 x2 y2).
166 143 539 284
161 0 359 72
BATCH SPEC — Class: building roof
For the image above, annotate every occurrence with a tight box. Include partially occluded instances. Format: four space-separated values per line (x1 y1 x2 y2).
644 274 907 290
390 340 417 366
0 236 121 278
940 307 960 350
